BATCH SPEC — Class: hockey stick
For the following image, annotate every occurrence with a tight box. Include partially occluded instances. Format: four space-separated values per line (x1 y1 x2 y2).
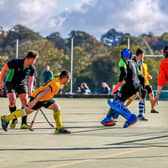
141 88 147 113
29 109 54 131
40 109 54 128
29 110 39 131
143 97 146 113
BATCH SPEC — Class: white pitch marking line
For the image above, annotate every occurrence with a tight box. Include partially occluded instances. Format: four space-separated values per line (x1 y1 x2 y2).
48 146 154 168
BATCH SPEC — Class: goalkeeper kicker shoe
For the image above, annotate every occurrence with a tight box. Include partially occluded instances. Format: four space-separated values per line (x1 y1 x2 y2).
1 115 9 132
101 117 115 126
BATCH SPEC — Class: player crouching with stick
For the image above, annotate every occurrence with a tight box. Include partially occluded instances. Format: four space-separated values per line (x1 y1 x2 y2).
1 70 71 134
101 48 145 128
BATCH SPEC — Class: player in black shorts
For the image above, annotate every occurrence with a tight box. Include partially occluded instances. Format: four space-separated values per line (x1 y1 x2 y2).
101 48 145 128
126 49 159 116
0 50 39 129
126 48 148 120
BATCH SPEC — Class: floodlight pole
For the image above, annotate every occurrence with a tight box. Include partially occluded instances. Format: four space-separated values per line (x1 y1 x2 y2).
128 37 130 49
16 39 19 58
70 37 74 94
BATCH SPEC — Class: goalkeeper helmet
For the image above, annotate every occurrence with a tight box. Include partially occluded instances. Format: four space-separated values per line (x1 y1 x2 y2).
121 48 132 60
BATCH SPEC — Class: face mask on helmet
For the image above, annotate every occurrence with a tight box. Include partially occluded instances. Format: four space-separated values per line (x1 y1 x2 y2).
121 48 132 60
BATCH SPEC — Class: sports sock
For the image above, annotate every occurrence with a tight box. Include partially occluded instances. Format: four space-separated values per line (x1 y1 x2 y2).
5 109 25 122
21 116 27 125
139 101 144 116
150 98 154 110
125 98 134 107
9 106 17 123
21 107 27 125
9 106 16 113
53 111 62 130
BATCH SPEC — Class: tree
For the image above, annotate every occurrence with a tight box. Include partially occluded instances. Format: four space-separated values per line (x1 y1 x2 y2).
92 55 118 92
46 32 66 49
18 39 68 85
3 24 43 48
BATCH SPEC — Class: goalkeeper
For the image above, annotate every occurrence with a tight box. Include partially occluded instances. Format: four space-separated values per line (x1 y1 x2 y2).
1 70 71 134
101 48 145 128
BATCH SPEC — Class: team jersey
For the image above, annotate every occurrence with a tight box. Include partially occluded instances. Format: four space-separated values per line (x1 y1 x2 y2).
6 58 35 84
31 78 61 101
142 63 151 86
158 58 168 87
132 57 143 72
119 58 141 86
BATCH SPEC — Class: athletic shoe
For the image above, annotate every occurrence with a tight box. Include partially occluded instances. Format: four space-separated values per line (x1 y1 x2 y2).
1 115 9 132
55 127 71 134
20 124 30 129
101 117 115 126
151 109 159 113
123 114 137 128
10 119 18 129
102 120 115 126
138 115 148 121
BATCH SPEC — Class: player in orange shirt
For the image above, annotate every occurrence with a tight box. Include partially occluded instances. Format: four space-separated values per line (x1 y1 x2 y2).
154 46 168 105
1 70 71 134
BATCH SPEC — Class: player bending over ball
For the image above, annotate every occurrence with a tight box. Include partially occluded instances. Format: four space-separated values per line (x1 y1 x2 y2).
1 70 71 134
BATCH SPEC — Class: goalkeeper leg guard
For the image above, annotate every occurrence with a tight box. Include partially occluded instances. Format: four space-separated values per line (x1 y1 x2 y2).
105 94 119 120
108 99 132 120
108 99 137 128
123 114 137 128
